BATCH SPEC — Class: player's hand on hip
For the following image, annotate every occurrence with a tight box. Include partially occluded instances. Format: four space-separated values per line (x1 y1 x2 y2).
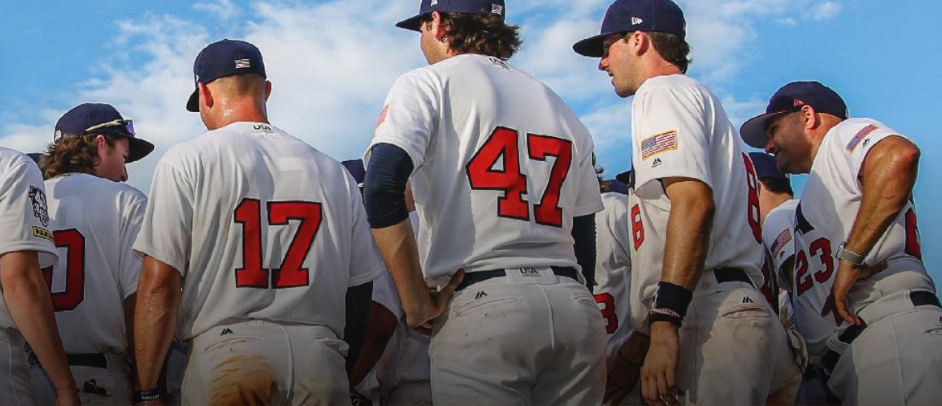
54 389 81 406
828 260 888 326
405 270 464 328
642 322 682 406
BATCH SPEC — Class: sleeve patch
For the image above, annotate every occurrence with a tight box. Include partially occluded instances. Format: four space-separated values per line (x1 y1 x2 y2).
846 124 879 152
641 130 678 160
28 186 50 227
770 228 792 258
32 226 53 242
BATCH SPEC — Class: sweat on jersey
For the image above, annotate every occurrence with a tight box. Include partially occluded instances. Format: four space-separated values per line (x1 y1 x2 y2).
791 118 934 358
133 122 385 340
44 173 146 355
364 54 603 282
627 74 765 334
592 192 633 356
0 148 58 331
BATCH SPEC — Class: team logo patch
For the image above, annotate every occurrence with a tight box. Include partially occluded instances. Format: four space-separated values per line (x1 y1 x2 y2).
376 104 390 129
519 268 540 277
28 186 49 226
235 58 251 69
770 228 792 258
641 130 677 160
252 124 274 133
846 124 879 152
32 226 53 242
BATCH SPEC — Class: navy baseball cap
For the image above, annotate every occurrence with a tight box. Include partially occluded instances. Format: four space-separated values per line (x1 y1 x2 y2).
26 153 42 165
342 159 366 186
186 39 267 112
573 0 686 57
740 81 848 149
54 103 155 163
748 152 788 180
615 169 635 188
396 0 506 32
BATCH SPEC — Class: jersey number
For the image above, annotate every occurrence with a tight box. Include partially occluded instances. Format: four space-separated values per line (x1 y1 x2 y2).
466 127 573 227
41 229 86 312
905 207 922 260
631 204 644 249
743 153 762 243
594 293 619 334
234 199 323 289
794 237 834 296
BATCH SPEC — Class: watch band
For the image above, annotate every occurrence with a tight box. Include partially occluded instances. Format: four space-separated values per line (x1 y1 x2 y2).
837 243 866 266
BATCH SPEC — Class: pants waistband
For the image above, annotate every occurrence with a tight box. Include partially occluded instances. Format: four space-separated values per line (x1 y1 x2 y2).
456 266 579 291
713 267 754 287
29 351 127 371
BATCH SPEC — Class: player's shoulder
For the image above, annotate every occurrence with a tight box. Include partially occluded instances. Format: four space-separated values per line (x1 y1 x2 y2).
764 199 799 230
600 191 630 216
635 74 712 107
637 74 703 94
0 147 33 173
826 118 905 150
50 174 147 205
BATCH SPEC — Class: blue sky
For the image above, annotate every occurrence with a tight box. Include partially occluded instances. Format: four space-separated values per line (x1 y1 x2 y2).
2 0 939 279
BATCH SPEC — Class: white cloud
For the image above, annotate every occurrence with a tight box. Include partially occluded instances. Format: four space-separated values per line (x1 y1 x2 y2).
0 0 848 190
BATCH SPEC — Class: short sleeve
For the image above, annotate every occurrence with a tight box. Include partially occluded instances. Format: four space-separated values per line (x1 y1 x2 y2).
348 174 386 287
608 195 633 268
0 159 57 267
132 158 194 275
573 127 605 217
371 269 404 321
762 208 796 291
119 194 147 299
839 120 911 181
632 85 712 190
365 71 441 173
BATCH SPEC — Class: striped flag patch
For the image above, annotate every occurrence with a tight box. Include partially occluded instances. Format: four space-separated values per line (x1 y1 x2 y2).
641 130 678 160
770 228 792 258
846 124 878 152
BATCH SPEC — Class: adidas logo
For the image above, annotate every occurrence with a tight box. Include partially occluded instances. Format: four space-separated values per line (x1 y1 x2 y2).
742 297 754 304
220 328 234 336
652 158 663 168
475 291 489 300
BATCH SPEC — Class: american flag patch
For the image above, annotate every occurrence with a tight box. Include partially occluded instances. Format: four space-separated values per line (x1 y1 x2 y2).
235 58 251 69
376 104 389 129
641 130 677 160
846 124 878 152
770 228 792 258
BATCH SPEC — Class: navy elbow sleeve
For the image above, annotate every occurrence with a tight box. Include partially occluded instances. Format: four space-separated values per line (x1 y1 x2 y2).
572 215 597 290
364 144 414 229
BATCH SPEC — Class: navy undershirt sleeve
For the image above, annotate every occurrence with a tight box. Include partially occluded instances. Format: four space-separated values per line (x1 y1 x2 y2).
572 214 597 290
363 143 414 229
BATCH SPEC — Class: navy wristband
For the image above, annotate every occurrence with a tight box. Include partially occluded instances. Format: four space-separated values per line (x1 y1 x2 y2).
649 281 693 327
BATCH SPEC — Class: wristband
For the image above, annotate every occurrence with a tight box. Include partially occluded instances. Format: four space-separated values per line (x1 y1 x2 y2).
649 281 693 327
836 243 866 266
133 389 161 404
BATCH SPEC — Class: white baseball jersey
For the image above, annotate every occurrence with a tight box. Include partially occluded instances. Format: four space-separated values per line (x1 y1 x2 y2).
365 54 603 281
0 147 58 331
763 199 799 292
792 118 934 358
592 192 633 356
43 173 146 355
133 122 385 340
627 74 764 333
372 212 430 393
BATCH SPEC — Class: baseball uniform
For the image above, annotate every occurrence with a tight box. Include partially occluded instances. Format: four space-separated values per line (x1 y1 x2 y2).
593 191 633 357
366 53 606 405
763 199 799 295
30 173 146 406
789 118 941 404
133 122 385 405
628 74 800 404
0 147 58 406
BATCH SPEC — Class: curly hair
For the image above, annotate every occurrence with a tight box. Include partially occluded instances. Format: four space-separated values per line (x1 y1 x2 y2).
425 12 523 60
40 133 119 180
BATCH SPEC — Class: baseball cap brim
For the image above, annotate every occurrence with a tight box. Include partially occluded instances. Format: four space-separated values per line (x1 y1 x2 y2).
740 111 789 149
186 89 200 112
573 33 613 58
127 137 155 163
395 14 426 32
615 170 634 186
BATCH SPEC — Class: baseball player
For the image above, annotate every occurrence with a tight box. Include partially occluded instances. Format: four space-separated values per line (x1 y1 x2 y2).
575 0 801 404
741 81 942 404
0 147 79 406
30 103 152 406
363 1 607 404
750 152 798 318
131 39 384 406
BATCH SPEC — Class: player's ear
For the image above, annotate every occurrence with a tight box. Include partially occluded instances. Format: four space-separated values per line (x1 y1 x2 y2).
95 134 108 158
198 82 214 110
430 11 446 41
264 80 272 101
632 31 648 55
801 105 818 130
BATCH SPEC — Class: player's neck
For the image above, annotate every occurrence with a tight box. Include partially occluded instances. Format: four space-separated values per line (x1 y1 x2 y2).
638 58 684 87
759 193 793 225
209 102 270 130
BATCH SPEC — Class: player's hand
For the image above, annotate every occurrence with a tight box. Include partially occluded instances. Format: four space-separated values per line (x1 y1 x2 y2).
54 389 81 406
350 388 373 406
604 349 643 404
642 322 682 406
407 270 464 328
826 260 888 326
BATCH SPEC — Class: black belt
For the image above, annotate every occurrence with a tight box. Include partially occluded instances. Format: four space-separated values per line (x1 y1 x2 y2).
822 290 940 372
713 267 754 287
457 266 579 291
29 352 108 369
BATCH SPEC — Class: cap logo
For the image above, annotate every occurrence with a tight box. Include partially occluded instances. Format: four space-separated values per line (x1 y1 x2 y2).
54 130 63 142
235 59 251 69
430 0 438 6
492 4 503 15
793 99 805 107
631 17 644 25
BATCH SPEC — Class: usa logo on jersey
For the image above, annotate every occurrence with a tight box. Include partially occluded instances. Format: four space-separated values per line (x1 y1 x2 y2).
28 186 49 227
